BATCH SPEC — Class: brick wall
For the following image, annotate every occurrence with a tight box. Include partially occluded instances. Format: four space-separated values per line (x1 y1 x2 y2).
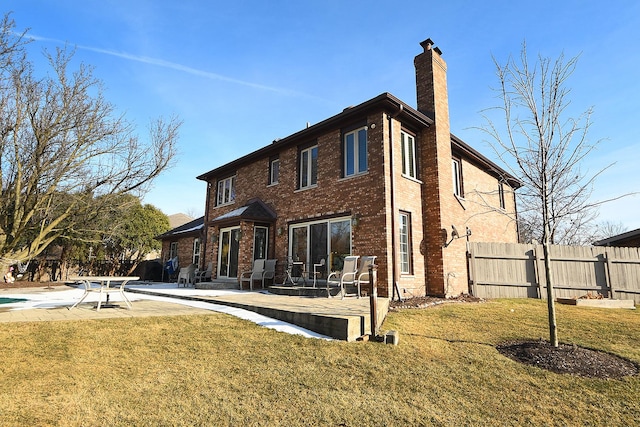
204 112 397 296
161 235 198 275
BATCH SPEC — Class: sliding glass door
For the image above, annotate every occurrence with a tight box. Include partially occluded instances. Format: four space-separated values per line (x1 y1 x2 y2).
289 217 351 278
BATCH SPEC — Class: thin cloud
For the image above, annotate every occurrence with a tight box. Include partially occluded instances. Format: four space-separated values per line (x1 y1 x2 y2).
26 33 311 97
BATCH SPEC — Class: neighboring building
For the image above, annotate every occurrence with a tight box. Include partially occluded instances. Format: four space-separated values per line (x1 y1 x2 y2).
144 213 194 262
157 216 204 275
168 213 195 229
594 228 640 247
161 39 521 297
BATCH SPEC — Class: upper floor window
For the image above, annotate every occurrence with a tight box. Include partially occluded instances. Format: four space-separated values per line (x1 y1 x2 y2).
401 131 417 179
217 175 236 206
299 145 318 189
269 157 280 185
344 126 368 177
452 157 463 197
498 182 506 209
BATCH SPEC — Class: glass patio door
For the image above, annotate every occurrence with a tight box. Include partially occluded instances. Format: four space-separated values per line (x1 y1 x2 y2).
289 217 351 278
218 227 240 278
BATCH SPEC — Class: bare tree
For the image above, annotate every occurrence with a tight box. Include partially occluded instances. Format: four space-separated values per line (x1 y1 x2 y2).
479 43 604 347
591 220 628 243
0 14 180 268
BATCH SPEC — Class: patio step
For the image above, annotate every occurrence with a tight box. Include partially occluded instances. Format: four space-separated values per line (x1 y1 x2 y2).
268 284 363 298
269 285 336 297
126 288 388 341
194 280 238 290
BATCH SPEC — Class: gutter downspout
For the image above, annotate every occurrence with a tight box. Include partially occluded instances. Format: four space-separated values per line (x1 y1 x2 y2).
388 104 403 301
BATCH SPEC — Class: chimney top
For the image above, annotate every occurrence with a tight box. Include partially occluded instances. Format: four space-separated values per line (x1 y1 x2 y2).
419 38 443 55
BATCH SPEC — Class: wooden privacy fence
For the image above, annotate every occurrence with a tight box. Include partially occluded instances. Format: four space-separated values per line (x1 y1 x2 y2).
468 242 640 304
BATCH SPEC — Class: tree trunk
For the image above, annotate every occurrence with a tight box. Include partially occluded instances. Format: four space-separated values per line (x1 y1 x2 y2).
542 230 558 347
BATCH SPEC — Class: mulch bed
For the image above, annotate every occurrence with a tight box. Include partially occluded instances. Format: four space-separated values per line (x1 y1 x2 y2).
388 294 484 311
389 295 638 379
497 340 639 379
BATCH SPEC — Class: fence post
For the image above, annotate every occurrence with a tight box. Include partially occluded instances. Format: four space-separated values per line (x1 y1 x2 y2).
605 250 615 299
467 243 478 297
369 263 378 338
533 245 544 299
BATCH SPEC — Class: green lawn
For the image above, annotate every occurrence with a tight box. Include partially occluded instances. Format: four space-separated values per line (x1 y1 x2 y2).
0 299 638 426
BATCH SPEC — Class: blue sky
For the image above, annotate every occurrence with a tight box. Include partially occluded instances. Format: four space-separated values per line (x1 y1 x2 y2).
8 1 640 230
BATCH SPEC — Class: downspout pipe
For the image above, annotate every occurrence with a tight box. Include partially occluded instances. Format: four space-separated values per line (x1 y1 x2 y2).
388 103 403 301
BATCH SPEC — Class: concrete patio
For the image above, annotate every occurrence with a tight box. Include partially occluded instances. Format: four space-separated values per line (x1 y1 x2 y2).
0 281 389 341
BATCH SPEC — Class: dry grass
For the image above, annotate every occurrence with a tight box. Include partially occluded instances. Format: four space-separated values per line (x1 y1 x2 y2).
0 299 638 426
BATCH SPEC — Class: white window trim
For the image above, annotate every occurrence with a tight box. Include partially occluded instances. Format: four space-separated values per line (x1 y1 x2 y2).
299 145 318 189
217 175 236 206
253 226 269 260
343 126 368 177
269 158 280 186
452 158 463 198
169 241 178 260
401 131 417 179
288 216 352 267
399 212 412 274
192 238 201 266
498 182 506 210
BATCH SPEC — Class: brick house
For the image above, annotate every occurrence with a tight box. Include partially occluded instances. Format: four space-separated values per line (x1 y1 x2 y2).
157 216 204 279
161 39 520 297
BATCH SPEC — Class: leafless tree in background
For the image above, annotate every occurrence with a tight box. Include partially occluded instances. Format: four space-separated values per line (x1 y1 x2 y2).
0 14 181 267
479 42 605 347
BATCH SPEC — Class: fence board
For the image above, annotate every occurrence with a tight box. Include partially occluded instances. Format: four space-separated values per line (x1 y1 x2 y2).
468 242 640 304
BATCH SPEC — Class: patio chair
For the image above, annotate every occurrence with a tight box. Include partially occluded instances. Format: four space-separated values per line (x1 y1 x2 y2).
194 262 213 283
177 264 196 287
313 258 325 288
326 255 359 298
239 259 265 291
262 259 277 288
350 256 377 299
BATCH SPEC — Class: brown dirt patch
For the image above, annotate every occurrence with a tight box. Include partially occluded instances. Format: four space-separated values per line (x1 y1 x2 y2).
497 340 638 379
0 281 65 290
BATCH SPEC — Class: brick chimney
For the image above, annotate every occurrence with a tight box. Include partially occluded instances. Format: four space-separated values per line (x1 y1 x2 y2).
415 38 454 296
414 38 449 122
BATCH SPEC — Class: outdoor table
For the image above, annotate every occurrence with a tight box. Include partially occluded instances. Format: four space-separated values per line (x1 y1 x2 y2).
69 276 139 310
290 261 308 286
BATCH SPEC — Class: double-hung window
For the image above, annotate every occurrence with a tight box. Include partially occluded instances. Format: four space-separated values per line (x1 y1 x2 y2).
344 126 368 177
217 175 236 206
269 157 279 185
299 145 318 189
399 212 412 274
452 158 463 197
401 130 417 179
